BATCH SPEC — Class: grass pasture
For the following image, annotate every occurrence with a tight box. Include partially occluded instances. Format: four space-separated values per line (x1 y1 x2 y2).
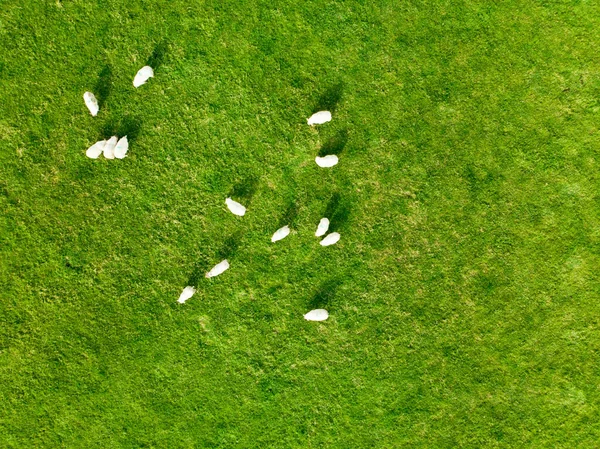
1 0 600 447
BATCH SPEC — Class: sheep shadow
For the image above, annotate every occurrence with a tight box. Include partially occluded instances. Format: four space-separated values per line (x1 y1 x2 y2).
217 233 242 261
146 40 169 71
186 233 241 286
100 115 142 143
278 200 300 228
94 64 113 108
313 82 344 114
323 193 351 232
318 129 349 157
308 278 342 310
186 259 207 287
229 176 259 205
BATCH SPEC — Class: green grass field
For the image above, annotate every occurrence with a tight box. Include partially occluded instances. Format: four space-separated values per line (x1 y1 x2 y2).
2 1 600 447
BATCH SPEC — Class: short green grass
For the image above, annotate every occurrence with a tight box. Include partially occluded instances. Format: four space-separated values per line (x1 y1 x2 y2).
1 1 600 447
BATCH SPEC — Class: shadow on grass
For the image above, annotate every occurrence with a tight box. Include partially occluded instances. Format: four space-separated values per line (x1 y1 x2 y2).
186 232 241 286
94 64 113 108
318 129 349 156
323 193 351 232
278 199 300 228
186 260 206 287
313 82 344 113
217 232 242 261
146 40 169 71
308 278 342 310
101 116 142 143
229 176 259 204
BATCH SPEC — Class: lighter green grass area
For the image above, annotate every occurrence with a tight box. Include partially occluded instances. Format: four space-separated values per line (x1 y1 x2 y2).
1 1 600 448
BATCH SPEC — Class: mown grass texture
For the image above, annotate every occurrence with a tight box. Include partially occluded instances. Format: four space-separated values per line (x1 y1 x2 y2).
1 0 600 447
